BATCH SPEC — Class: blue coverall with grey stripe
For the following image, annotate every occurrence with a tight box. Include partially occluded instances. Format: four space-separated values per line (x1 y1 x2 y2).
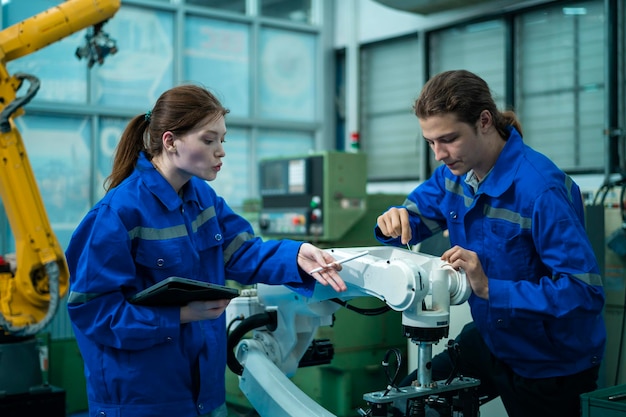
66 152 314 417
375 127 605 379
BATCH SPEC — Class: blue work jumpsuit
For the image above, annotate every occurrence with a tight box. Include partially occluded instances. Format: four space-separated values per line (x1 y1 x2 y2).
376 127 605 416
66 152 314 417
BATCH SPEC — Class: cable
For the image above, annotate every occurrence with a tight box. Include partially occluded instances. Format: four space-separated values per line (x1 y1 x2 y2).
444 340 461 386
226 314 244 335
593 182 612 206
381 347 403 396
330 298 391 316
226 310 277 376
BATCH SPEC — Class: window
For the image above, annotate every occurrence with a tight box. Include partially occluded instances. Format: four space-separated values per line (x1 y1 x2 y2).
260 0 312 24
258 27 317 121
429 20 507 109
184 16 251 117
360 36 423 181
257 129 315 160
18 114 93 248
186 0 246 14
515 1 605 172
92 6 174 108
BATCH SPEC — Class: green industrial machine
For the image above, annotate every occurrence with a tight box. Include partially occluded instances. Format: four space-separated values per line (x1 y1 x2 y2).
257 150 405 247
226 151 409 416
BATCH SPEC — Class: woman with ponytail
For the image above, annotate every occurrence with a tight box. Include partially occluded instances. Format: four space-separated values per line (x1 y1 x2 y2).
66 84 346 417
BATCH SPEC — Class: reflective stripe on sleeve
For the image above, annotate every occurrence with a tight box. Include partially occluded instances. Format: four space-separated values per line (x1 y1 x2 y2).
223 232 254 265
404 200 442 235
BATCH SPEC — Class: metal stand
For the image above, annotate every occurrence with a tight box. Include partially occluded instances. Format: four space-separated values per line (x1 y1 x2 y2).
359 337 480 417
362 377 480 417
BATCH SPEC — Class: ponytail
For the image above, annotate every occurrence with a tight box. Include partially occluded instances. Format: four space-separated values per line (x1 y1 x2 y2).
499 110 523 138
104 115 149 192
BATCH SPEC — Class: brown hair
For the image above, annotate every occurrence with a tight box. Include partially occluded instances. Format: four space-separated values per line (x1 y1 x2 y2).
414 69 522 139
104 84 230 191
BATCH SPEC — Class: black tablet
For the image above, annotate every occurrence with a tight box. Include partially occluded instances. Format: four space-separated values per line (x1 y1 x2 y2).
129 276 240 306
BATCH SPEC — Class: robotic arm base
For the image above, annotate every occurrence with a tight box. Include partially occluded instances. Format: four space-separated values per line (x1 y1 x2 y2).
403 325 449 342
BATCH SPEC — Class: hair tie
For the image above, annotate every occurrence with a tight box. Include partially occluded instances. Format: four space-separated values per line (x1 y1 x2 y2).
145 110 152 122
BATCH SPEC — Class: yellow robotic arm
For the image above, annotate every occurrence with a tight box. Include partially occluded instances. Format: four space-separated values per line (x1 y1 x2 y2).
0 0 120 336
0 0 120 64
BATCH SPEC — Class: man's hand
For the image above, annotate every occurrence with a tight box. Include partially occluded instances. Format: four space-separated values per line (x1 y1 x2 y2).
180 299 231 323
376 207 412 245
298 243 347 292
441 245 489 300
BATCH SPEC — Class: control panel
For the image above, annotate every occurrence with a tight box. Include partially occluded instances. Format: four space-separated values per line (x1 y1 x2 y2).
258 151 367 242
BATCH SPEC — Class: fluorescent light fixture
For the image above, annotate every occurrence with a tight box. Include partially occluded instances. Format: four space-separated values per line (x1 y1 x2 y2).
562 7 587 15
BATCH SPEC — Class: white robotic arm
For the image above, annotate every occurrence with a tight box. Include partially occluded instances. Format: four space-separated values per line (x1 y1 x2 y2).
226 246 477 417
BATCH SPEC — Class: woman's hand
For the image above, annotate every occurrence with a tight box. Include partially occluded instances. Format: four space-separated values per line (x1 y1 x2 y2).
180 299 231 323
297 243 347 292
